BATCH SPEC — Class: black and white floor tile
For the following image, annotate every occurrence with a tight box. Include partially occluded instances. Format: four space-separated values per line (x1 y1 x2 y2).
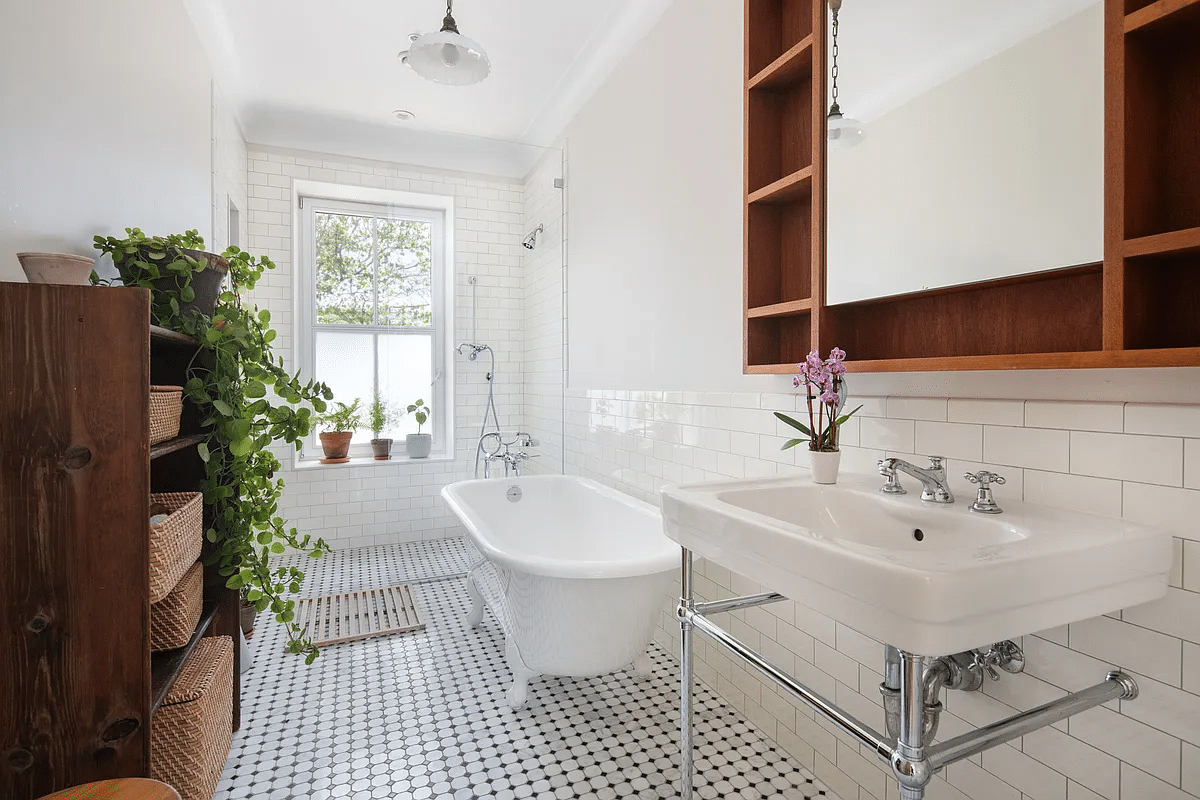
214 538 836 800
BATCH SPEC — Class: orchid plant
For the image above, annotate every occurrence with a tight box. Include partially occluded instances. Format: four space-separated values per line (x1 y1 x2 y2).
775 347 863 453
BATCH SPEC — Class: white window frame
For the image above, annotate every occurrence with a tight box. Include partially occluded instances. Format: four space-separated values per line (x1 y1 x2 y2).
293 180 455 464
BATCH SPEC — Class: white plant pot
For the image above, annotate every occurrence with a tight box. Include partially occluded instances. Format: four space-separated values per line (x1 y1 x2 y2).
809 449 841 485
406 433 432 459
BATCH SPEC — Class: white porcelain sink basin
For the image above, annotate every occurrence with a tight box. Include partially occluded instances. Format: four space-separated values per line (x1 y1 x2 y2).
661 474 1173 655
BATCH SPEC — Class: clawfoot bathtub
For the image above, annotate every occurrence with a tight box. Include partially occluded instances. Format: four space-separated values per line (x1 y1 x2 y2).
441 475 679 708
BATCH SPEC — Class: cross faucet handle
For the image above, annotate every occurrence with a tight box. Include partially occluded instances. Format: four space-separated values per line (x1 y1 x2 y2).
964 470 1006 514
964 470 1006 488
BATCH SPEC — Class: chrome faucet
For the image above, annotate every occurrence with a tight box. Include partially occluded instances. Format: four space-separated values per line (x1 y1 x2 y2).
878 456 955 504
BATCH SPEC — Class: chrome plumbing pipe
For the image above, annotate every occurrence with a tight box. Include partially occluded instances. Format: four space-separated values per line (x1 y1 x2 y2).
684 606 893 761
892 651 933 799
693 592 785 616
678 550 696 800
927 671 1138 770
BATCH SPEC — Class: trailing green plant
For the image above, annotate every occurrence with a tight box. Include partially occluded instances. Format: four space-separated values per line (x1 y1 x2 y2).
317 399 362 433
406 398 430 434
367 395 394 438
94 228 333 663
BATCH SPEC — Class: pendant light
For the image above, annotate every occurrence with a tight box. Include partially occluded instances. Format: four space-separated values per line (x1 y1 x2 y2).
406 1 490 86
827 0 864 147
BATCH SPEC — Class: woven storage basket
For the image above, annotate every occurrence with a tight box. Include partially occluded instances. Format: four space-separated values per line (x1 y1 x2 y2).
151 560 203 652
150 385 184 446
149 492 204 603
151 636 233 800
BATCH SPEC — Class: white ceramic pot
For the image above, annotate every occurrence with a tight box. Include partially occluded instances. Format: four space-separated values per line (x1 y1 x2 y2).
17 252 96 285
809 449 841 485
406 433 432 459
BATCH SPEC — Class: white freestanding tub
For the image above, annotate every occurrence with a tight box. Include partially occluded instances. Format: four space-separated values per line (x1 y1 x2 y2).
441 475 679 708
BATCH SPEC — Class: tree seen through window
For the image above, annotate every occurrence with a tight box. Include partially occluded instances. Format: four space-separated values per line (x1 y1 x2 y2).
315 212 432 327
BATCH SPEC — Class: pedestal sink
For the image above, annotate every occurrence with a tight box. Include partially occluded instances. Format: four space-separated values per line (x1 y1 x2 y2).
661 473 1173 655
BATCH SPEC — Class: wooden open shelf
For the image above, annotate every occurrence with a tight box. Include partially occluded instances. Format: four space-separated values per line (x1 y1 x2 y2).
747 299 813 319
748 167 813 205
743 0 1200 373
1125 226 1200 257
150 324 198 346
823 266 1104 364
149 433 207 461
746 0 815 78
151 602 218 713
748 36 813 90
1124 0 1200 32
1121 3 1200 239
747 312 812 368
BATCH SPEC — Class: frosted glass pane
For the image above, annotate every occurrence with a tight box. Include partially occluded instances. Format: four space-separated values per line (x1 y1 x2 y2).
315 212 374 325
379 334 433 439
377 218 432 328
314 331 374 436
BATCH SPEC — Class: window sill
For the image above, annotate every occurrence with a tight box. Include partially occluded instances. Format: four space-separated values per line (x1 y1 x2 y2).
291 453 455 471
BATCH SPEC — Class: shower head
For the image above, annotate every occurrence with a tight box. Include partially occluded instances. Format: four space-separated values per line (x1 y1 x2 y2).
456 342 491 361
522 224 544 250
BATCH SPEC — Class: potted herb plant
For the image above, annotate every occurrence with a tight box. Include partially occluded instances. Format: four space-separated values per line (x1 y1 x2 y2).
405 398 432 458
95 228 333 663
774 347 862 484
367 395 395 460
316 399 362 464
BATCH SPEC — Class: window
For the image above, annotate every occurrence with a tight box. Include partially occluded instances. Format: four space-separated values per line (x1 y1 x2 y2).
296 188 452 461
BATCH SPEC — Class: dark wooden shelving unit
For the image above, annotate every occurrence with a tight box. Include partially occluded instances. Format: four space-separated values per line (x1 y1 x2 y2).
1 284 239 800
743 0 1200 373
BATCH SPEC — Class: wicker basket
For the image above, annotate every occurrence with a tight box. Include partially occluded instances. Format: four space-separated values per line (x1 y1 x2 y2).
151 636 233 800
150 385 184 446
149 492 204 603
151 561 203 652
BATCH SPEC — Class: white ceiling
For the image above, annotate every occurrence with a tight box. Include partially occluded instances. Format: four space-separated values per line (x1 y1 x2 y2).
185 0 673 165
833 0 1099 122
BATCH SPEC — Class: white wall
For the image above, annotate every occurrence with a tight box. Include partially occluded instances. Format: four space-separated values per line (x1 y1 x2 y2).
556 0 1200 798
0 0 214 281
564 0 751 393
827 4 1104 303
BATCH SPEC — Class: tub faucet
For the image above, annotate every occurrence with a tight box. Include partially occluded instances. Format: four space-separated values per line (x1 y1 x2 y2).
878 456 954 504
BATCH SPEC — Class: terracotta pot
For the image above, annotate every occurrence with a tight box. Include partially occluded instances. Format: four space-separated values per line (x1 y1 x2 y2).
17 252 96 285
319 431 353 463
809 449 841 485
370 438 393 460
406 433 432 459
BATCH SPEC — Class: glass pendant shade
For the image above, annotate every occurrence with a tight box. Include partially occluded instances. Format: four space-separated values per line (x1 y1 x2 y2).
407 30 490 85
827 109 865 148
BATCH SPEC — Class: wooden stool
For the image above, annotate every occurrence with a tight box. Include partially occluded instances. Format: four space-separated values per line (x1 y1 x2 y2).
38 778 181 800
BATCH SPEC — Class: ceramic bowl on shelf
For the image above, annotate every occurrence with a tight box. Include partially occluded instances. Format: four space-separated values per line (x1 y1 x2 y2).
17 252 96 285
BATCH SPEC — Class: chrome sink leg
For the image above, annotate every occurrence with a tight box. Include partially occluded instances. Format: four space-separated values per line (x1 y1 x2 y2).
892 650 933 800
678 548 695 800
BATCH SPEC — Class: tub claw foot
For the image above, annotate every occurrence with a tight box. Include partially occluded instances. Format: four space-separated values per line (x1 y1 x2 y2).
507 679 528 710
632 650 653 677
506 639 536 710
465 576 485 628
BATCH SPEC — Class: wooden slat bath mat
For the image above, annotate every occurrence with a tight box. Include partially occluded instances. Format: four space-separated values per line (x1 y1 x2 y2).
293 584 425 646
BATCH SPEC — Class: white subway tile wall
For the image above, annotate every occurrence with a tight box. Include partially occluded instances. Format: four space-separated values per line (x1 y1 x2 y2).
562 390 1200 799
243 145 559 549
519 149 566 476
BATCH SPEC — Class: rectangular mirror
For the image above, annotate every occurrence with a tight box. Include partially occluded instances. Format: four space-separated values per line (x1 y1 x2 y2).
826 0 1103 305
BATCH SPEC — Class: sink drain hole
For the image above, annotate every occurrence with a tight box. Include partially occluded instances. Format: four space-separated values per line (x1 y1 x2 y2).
913 529 925 542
